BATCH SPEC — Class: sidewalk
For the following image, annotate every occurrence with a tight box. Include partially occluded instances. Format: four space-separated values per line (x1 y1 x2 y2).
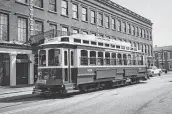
0 85 35 101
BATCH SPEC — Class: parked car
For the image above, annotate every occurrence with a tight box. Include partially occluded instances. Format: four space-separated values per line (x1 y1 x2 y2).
147 66 162 77
162 68 168 74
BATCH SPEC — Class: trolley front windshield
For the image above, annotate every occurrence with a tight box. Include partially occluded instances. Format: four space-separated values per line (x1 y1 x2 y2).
39 49 61 66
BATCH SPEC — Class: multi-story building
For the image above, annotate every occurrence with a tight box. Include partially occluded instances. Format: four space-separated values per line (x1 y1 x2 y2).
0 0 153 86
154 46 172 71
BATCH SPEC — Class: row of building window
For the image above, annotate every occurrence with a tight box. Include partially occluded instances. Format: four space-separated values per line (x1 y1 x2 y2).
62 0 152 40
155 52 172 60
55 25 153 56
0 12 153 56
0 12 43 43
16 0 152 41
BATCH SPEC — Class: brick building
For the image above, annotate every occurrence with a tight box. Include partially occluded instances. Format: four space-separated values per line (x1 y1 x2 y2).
154 46 172 71
0 0 153 86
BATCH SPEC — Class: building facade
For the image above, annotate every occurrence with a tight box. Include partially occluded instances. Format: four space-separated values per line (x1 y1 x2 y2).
0 0 153 86
154 46 172 71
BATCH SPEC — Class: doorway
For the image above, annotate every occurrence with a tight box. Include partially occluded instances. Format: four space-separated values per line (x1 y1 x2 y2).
16 54 30 85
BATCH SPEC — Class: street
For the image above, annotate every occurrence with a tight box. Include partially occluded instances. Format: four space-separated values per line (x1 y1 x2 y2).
0 73 172 114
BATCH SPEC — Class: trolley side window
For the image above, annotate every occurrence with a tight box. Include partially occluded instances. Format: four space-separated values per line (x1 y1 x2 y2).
128 54 131 65
48 49 61 66
90 51 96 65
117 53 122 65
111 53 116 65
39 50 46 66
105 52 110 65
123 54 127 65
97 52 103 65
61 37 69 42
80 50 88 65
133 55 136 65
64 51 68 66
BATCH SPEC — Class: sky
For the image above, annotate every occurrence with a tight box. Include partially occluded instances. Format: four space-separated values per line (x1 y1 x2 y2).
112 0 172 47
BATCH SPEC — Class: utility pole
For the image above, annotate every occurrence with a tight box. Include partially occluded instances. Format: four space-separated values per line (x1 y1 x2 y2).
162 49 164 69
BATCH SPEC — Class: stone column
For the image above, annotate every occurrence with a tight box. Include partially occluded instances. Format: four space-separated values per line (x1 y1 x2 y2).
10 53 17 86
28 54 35 85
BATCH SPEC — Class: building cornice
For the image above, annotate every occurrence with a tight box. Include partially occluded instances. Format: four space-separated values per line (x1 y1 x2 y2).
94 0 152 25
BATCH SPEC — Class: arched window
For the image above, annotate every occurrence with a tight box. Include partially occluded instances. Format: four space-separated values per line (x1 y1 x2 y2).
90 51 96 65
111 53 116 65
105 52 110 65
81 50 88 65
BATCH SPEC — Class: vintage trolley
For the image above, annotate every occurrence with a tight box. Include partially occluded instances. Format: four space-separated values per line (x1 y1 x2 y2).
32 34 148 96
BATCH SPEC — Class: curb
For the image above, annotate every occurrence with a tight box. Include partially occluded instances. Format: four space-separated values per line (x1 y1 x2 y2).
0 90 33 96
0 93 36 102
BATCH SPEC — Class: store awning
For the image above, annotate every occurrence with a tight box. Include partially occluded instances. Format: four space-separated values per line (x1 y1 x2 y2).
16 59 32 63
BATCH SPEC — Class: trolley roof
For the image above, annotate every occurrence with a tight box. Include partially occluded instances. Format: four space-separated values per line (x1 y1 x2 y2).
43 34 130 46
41 34 142 53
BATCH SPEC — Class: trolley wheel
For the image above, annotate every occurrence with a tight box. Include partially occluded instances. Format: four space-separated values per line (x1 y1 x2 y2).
79 86 87 93
59 89 68 97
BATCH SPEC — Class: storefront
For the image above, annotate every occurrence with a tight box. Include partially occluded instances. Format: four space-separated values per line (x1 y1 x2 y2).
0 47 34 86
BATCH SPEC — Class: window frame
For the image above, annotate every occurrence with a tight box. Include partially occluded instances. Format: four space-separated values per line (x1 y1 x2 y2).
127 23 131 34
117 20 121 32
0 13 9 41
72 4 78 19
61 0 68 16
34 20 43 35
98 13 103 26
82 7 88 22
72 29 79 34
105 15 109 28
49 0 56 12
91 10 96 24
131 25 135 36
17 17 28 42
34 0 43 8
122 21 126 33
61 26 69 36
16 0 28 4
112 18 116 30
